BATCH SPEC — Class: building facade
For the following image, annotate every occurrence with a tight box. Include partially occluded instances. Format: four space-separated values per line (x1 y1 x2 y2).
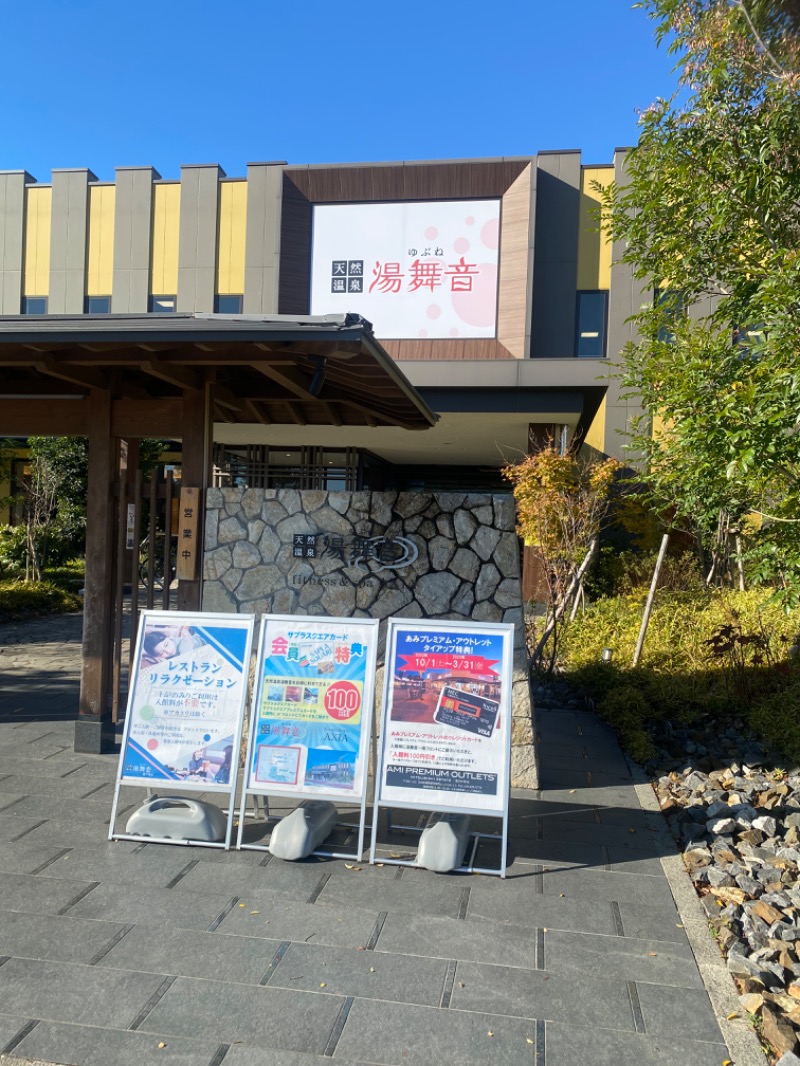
0 152 642 499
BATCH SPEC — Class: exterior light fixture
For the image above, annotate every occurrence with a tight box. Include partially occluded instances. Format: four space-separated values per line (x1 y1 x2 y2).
601 648 613 663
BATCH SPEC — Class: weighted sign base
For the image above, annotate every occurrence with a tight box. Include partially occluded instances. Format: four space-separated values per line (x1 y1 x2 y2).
417 811 471 873
269 800 338 861
125 796 228 844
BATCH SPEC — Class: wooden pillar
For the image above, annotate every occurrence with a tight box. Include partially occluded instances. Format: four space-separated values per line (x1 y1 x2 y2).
177 382 212 611
75 388 118 753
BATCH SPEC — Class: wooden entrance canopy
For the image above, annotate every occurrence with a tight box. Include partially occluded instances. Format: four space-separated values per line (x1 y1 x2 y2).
0 313 437 754
0 312 438 436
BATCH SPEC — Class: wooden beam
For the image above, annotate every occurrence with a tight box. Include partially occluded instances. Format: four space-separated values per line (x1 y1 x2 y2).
141 359 201 391
76 388 116 753
214 383 243 411
244 399 271 425
0 398 89 434
285 401 308 426
111 398 183 438
249 361 317 401
33 359 107 390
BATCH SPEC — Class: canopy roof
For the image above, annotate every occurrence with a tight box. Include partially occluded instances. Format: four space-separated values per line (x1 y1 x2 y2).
0 312 438 436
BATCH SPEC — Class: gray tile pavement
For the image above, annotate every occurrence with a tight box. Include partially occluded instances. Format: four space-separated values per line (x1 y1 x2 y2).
0 613 743 1066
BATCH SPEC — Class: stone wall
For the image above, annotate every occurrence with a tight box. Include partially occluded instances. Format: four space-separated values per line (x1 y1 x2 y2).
202 488 537 787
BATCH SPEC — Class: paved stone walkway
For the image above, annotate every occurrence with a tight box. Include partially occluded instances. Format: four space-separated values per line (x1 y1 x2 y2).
0 612 741 1065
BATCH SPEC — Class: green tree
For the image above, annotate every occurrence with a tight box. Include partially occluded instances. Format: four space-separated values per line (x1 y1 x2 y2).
605 0 800 602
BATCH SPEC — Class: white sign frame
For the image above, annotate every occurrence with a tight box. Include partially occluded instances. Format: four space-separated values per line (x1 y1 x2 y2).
109 610 255 849
237 614 379 861
370 618 514 877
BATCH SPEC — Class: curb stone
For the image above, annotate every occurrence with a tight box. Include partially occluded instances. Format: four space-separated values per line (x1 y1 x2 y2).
624 749 770 1066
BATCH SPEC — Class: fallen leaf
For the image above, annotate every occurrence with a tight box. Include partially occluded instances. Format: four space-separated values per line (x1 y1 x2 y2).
527 1038 534 1045
559 893 565 898
320 982 327 988
369 967 375 973
158 1043 166 1049
458 981 465 988
726 1012 739 1020
648 952 657 957
250 911 259 915
487 1031 493 1037
239 903 246 908
629 828 636 833
569 790 576 794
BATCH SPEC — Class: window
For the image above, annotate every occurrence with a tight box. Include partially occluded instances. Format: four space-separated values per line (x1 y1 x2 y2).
654 289 685 344
214 294 243 314
85 296 111 313
575 291 608 357
21 296 47 315
149 295 176 313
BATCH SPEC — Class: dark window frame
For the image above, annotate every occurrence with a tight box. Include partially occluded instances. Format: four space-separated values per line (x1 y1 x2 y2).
21 296 48 315
149 295 177 313
85 295 111 314
575 290 609 358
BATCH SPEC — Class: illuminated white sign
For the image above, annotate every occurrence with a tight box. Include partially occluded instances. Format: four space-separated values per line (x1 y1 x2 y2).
310 199 500 340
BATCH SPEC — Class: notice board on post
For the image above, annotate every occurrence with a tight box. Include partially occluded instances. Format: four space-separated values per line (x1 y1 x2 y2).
372 618 514 874
109 610 255 848
238 614 379 859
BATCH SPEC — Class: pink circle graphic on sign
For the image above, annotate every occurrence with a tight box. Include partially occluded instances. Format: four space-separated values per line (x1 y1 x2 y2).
146 738 159 751
427 304 441 319
453 237 470 254
425 226 438 240
481 217 499 250
452 263 497 327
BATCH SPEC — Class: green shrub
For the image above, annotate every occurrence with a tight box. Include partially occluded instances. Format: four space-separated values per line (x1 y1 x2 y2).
0 581 82 622
560 588 800 763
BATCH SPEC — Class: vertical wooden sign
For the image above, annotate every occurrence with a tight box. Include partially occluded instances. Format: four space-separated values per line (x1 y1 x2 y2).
176 486 201 581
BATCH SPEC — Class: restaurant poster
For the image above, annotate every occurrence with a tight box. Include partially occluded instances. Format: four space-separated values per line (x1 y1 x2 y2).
244 614 379 801
116 610 255 790
376 619 514 816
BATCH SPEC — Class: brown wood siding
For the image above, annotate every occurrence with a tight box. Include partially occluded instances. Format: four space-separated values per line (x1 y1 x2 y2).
278 176 312 314
383 338 514 361
284 160 530 204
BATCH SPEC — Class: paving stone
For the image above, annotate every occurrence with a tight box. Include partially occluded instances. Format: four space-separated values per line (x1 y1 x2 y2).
140 977 344 1055
267 942 449 1006
536 865 677 908
40 845 197 889
0 1012 32 1053
376 912 538 969
317 870 462 919
616 899 688 943
97 923 282 983
136 842 267 866
10 1020 220 1066
173 859 323 900
467 881 617 935
333 998 540 1065
0 841 75 877
0 911 127 965
635 981 723 1042
221 1045 368 1066
0 957 166 1029
0 871 99 915
215 896 380 949
451 960 634 1028
65 882 235 929
15 816 117 849
544 927 703 987
544 1020 730 1066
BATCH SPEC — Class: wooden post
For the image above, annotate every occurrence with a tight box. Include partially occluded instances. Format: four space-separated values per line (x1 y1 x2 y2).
177 382 212 611
75 389 118 753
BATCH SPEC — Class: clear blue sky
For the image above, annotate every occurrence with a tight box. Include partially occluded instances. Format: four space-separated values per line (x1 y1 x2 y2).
1 1 679 182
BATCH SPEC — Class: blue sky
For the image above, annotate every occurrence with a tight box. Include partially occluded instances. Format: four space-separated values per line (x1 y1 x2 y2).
2 1 679 182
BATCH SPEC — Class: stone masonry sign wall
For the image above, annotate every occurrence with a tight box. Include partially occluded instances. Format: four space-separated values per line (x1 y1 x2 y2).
202 489 537 788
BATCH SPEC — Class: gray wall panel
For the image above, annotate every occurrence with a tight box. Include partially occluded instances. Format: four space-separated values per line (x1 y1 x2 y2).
530 151 581 358
177 164 223 312
49 169 95 313
605 149 646 459
243 163 283 314
112 167 159 312
0 171 31 313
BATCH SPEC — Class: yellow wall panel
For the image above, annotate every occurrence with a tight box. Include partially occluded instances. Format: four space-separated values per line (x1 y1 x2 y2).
23 186 52 296
217 180 247 294
577 166 613 292
87 185 115 295
151 183 180 294
583 396 607 454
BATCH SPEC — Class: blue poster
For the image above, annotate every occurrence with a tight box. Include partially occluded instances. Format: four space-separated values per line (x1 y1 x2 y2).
120 612 254 789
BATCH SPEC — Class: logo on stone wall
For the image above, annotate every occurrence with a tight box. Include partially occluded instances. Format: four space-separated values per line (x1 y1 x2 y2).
292 532 419 573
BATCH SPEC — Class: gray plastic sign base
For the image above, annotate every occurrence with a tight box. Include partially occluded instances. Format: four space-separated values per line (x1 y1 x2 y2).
269 800 338 861
125 796 228 843
417 811 472 873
